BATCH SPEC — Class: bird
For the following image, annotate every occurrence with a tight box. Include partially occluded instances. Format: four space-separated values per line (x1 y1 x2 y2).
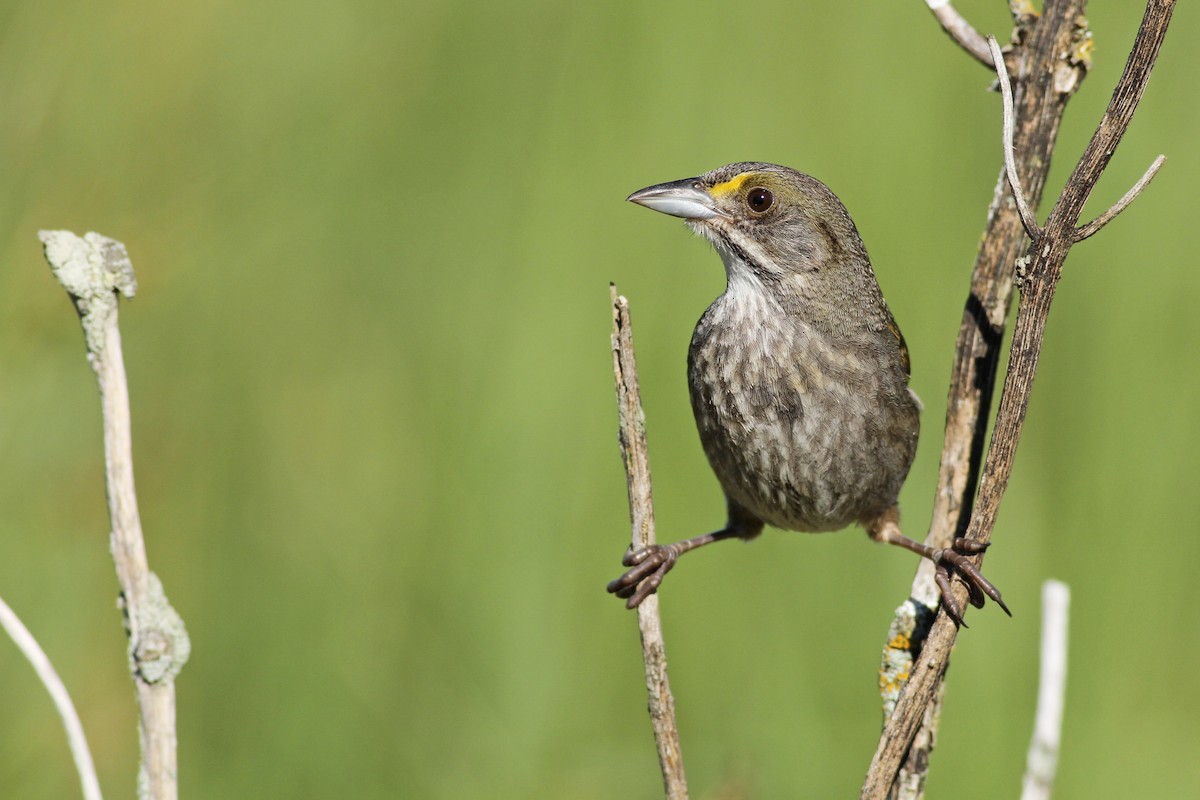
606 162 1006 624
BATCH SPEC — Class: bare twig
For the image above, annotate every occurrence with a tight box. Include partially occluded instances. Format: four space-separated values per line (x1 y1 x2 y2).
865 3 1173 797
1021 580 1070 800
610 285 687 800
40 231 190 800
925 0 993 67
1074 154 1165 241
0 594 103 800
990 35 1043 240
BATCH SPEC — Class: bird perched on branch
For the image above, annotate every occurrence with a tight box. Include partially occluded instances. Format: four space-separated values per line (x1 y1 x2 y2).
606 162 1006 624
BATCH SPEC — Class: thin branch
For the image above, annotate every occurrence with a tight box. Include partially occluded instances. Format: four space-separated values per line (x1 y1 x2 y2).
865 2 1173 796
610 285 687 800
0 594 103 800
1074 154 1165 241
39 231 190 800
1021 580 1070 800
925 0 994 67
989 35 1043 240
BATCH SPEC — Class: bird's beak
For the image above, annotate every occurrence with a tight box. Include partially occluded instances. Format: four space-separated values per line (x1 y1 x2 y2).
626 178 722 220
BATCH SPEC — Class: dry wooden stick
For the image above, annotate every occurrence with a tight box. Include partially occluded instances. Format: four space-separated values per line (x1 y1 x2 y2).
40 231 191 800
610 285 687 799
864 2 1174 797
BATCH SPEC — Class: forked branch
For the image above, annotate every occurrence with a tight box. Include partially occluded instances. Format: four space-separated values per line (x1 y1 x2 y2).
1074 154 1165 241
866 2 1090 792
988 33 1166 244
958 0 1174 580
865 1 1174 797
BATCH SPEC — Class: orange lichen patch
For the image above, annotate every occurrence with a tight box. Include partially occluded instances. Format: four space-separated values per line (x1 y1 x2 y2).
878 669 911 693
887 633 911 650
708 173 753 199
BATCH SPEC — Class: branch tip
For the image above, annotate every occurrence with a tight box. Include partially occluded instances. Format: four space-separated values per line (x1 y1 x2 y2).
927 0 995 67
1074 154 1166 241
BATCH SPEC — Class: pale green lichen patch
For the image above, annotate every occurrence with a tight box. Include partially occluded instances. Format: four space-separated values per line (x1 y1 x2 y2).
132 572 190 683
39 230 137 359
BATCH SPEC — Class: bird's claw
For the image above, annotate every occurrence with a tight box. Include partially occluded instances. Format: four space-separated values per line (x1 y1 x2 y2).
932 538 1009 627
606 544 679 609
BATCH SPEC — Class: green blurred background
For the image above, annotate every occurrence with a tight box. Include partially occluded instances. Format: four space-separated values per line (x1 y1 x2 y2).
1 1 1196 797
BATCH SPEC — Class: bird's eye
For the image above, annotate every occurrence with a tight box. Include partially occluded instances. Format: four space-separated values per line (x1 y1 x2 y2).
747 187 773 213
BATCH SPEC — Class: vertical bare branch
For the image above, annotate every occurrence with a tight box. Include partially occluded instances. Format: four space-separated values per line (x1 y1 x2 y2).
0 595 103 800
40 230 190 800
867 2 1090 794
1021 580 1070 800
610 285 687 800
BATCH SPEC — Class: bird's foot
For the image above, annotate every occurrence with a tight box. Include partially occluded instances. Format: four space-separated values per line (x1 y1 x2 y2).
607 520 754 610
866 509 1009 626
606 544 681 609
931 538 1010 627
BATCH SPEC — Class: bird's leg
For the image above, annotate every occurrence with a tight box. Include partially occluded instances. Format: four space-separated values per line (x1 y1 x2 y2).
865 506 1010 626
608 499 764 609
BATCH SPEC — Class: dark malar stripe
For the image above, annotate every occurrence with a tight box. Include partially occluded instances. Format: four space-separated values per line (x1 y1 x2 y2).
716 228 783 287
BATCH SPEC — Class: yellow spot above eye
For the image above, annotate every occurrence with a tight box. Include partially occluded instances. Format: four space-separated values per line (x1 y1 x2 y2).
708 173 753 199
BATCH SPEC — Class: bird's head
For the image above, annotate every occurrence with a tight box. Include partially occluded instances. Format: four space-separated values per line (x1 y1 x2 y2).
627 162 872 299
